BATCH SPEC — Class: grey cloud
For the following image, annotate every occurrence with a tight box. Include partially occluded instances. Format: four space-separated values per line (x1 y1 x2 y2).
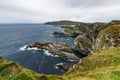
0 0 120 23
64 0 120 8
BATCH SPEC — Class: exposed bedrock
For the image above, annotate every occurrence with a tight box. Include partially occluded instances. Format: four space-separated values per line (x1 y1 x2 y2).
26 41 80 60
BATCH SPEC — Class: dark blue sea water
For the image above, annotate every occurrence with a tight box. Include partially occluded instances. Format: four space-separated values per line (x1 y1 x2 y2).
0 24 78 75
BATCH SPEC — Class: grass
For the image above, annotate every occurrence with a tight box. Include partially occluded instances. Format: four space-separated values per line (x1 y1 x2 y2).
96 24 120 49
9 72 35 80
0 68 12 77
0 47 119 80
65 47 120 80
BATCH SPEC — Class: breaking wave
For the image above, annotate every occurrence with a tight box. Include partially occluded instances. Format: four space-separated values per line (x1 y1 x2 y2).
19 45 41 51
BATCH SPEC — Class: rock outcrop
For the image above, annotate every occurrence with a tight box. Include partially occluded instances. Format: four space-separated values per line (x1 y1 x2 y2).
26 41 80 60
56 63 72 71
52 31 67 37
72 23 107 56
72 34 92 56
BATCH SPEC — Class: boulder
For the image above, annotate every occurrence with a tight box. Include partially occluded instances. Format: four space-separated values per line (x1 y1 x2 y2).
52 31 67 36
56 63 72 71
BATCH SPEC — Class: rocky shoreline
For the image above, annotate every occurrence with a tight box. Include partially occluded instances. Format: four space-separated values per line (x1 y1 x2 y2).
26 41 80 60
26 41 80 71
26 20 120 72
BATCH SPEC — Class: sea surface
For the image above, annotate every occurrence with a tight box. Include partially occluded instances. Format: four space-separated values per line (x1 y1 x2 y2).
0 24 78 75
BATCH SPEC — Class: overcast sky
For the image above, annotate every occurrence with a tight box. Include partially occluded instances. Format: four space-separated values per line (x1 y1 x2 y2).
0 0 120 23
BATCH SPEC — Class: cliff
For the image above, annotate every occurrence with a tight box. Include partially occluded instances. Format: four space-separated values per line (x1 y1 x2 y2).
95 24 120 49
72 21 120 56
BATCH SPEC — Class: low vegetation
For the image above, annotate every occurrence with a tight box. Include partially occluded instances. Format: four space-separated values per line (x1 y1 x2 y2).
65 47 120 80
0 47 119 80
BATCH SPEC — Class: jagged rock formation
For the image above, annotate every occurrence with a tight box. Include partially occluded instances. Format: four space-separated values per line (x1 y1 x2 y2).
72 21 120 56
72 33 92 56
109 20 120 25
72 22 107 56
52 31 67 37
56 63 72 71
26 41 80 60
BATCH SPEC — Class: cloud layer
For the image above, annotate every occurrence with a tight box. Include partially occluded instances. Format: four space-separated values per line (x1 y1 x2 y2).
0 0 120 23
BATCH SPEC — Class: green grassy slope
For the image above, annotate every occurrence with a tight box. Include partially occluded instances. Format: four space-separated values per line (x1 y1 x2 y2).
65 47 120 80
1 47 119 80
0 57 64 80
95 24 120 49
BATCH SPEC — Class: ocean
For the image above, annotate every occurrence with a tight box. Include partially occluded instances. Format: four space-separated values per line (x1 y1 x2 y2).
0 24 78 75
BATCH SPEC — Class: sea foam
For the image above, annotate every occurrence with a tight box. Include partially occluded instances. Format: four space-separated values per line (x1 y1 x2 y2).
19 45 41 51
43 50 59 57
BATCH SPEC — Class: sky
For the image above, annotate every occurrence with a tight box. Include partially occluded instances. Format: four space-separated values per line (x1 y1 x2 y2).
0 0 120 23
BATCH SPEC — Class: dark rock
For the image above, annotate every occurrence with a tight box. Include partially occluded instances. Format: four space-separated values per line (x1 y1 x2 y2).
72 21 120 56
56 63 72 71
26 41 80 60
109 20 120 25
72 34 92 56
52 31 67 36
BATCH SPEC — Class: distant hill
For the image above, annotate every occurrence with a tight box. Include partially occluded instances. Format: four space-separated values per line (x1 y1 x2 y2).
44 20 82 25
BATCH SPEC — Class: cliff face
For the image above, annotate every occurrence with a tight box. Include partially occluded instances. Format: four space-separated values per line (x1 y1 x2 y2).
72 21 120 56
73 33 92 56
95 24 120 49
72 22 107 56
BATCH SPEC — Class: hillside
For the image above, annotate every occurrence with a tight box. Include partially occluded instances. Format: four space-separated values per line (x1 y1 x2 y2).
0 47 119 80
64 47 120 80
95 24 120 49
0 57 64 80
44 20 82 25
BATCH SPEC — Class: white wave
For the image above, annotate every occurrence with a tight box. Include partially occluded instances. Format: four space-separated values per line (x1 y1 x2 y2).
50 33 53 36
27 47 41 50
19 45 28 51
54 65 59 69
67 59 79 62
43 50 59 57
19 45 41 51
56 62 64 65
